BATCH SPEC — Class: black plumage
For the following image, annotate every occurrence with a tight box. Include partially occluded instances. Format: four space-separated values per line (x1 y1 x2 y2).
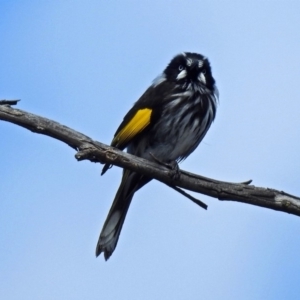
97 52 218 260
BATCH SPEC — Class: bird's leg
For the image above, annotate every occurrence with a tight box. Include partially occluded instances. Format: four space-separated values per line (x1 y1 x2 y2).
149 152 181 180
167 160 181 180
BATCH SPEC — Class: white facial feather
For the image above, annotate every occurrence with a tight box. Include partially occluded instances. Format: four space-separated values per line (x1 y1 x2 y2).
198 72 206 84
186 58 193 66
176 69 187 80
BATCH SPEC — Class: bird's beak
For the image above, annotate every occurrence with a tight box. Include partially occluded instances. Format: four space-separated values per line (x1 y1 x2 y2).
189 61 199 77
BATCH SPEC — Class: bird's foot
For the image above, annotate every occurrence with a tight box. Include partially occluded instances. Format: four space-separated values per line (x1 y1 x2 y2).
166 160 181 180
149 153 180 180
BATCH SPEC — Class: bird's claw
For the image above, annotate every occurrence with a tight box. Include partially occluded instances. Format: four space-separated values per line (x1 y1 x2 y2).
166 160 181 180
149 152 180 180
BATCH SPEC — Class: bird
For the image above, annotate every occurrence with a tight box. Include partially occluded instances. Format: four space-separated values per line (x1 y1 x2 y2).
96 52 218 260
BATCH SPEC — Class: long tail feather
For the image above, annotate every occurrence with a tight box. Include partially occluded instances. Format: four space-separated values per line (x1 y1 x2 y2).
96 171 148 260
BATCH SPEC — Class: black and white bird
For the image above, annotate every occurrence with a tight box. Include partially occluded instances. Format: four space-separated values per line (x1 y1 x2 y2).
97 52 218 260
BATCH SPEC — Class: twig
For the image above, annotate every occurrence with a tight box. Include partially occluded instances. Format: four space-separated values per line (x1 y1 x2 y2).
0 99 20 106
166 184 208 209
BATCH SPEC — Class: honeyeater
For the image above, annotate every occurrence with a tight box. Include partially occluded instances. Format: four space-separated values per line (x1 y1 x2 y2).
96 52 218 260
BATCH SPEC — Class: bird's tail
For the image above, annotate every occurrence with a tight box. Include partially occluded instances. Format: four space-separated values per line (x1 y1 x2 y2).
96 170 148 260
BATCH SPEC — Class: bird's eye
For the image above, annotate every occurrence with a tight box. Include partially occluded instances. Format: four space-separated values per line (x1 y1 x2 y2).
178 65 184 71
202 69 206 75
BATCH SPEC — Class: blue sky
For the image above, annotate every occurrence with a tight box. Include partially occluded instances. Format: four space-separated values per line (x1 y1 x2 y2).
1 1 300 299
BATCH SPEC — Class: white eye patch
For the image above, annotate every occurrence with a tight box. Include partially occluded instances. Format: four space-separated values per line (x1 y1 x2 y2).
176 69 187 80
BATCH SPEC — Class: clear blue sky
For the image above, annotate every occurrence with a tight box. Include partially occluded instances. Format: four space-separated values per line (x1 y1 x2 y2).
1 1 300 299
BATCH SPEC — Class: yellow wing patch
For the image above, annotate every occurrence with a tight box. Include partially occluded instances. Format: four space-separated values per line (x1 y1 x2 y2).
112 108 152 147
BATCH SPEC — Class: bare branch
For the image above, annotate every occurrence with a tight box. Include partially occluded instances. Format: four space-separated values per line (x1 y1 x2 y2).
1 103 300 217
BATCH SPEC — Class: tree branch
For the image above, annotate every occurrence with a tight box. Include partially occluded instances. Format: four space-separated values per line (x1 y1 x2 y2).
1 102 300 217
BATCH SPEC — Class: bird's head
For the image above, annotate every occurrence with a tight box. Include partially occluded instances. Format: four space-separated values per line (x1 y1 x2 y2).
163 52 216 91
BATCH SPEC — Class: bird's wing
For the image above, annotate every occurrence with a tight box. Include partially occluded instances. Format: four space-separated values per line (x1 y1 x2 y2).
101 80 174 175
111 107 152 149
101 105 153 176
110 80 174 149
